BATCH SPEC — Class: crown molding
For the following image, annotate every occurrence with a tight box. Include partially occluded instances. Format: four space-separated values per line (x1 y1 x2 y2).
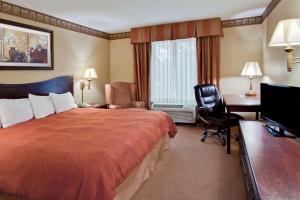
109 32 131 40
0 1 110 40
221 16 262 28
109 16 263 40
262 0 281 21
0 0 282 40
109 0 282 40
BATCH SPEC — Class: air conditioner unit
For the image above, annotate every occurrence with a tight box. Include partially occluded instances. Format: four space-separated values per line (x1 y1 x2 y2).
151 103 196 124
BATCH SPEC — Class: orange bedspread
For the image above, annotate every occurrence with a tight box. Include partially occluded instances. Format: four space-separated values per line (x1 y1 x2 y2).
0 108 176 200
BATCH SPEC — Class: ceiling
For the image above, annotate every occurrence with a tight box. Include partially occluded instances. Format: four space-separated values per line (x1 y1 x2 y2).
5 0 271 33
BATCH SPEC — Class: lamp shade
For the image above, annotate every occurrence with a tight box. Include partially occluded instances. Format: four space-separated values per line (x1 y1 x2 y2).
269 19 300 47
241 62 262 77
84 68 98 80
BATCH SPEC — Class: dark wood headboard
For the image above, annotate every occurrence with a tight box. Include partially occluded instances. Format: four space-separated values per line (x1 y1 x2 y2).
0 76 74 99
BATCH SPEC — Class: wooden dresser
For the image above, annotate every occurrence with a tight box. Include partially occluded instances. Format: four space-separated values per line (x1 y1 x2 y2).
239 121 300 200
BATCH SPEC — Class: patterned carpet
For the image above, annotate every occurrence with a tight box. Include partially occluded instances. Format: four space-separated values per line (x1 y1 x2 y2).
131 125 247 200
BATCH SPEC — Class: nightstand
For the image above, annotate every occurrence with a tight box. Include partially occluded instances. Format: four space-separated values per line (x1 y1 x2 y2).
92 104 108 109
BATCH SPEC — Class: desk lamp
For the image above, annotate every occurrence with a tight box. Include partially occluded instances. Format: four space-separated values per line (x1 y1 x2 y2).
241 62 262 96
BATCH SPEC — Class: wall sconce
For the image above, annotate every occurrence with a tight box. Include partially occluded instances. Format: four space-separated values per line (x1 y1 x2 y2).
241 62 263 96
84 68 98 89
78 68 98 107
269 19 300 72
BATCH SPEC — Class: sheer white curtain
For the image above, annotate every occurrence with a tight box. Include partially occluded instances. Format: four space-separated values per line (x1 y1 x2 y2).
150 38 197 105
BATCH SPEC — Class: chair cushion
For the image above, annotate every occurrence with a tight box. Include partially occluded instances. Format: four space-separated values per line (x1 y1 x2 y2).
205 113 244 127
111 83 132 108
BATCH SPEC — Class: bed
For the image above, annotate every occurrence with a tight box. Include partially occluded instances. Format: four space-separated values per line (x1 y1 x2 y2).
0 76 177 200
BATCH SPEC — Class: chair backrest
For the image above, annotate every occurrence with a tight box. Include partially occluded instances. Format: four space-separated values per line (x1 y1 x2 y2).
105 82 137 108
194 84 222 111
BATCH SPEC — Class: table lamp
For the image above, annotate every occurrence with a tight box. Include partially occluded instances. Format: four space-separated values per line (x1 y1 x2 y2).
79 68 98 107
241 62 262 96
269 19 300 72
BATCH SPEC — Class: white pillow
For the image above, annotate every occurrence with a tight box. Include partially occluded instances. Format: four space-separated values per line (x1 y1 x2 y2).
29 94 55 119
0 99 34 128
49 92 77 113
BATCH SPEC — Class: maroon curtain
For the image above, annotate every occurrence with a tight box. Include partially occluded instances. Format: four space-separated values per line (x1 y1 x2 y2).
131 18 223 105
133 43 151 109
196 36 220 87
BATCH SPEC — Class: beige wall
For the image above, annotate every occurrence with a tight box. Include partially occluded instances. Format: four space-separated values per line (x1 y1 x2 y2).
220 24 262 95
0 13 110 104
262 0 300 86
4 0 296 106
110 38 134 82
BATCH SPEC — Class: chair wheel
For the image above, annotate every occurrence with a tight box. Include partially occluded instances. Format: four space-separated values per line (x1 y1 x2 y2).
221 139 226 146
201 138 205 142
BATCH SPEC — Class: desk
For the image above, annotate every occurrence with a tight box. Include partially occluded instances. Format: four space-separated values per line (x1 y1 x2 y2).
223 95 261 120
223 95 261 154
239 121 300 200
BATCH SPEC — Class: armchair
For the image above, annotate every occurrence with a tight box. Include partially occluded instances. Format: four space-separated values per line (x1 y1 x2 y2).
105 82 146 109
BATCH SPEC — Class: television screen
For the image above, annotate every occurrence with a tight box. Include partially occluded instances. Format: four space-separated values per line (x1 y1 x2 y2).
261 83 300 137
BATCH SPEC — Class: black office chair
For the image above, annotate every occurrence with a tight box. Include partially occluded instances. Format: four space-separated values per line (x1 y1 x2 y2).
194 84 243 146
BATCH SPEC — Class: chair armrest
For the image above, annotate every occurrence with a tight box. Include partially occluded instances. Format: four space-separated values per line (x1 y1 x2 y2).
108 104 121 109
131 101 146 108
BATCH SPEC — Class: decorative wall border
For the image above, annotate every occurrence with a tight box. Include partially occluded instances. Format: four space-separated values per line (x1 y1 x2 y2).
262 0 281 21
109 32 131 40
109 16 263 40
0 1 110 40
0 0 281 40
221 16 262 28
109 0 282 40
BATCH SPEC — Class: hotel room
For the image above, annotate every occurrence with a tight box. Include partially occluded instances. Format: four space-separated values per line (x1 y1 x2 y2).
0 0 299 199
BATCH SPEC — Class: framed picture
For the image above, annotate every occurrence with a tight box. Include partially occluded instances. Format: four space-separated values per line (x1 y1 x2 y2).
0 18 53 70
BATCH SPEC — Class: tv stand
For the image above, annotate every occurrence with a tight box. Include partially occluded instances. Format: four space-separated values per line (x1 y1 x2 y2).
239 121 300 200
265 124 296 138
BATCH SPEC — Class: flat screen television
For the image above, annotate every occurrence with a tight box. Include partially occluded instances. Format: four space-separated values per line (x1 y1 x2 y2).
261 83 300 137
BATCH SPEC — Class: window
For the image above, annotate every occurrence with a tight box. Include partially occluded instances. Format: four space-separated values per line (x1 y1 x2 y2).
150 38 197 105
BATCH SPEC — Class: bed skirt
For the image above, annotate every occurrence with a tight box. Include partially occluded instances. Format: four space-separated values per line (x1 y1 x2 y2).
0 135 170 200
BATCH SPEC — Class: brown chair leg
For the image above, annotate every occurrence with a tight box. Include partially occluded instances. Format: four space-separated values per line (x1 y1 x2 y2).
217 132 226 146
200 131 208 142
227 127 231 154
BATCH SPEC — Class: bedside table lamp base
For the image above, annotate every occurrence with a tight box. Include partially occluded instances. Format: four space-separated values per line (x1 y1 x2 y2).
246 91 257 96
246 77 256 96
78 102 91 108
241 62 262 97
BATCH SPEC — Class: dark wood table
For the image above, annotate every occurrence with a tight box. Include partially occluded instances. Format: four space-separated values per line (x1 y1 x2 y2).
239 121 300 200
223 95 261 154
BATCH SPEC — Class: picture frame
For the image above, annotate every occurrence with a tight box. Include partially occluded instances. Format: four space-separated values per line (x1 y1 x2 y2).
0 18 54 70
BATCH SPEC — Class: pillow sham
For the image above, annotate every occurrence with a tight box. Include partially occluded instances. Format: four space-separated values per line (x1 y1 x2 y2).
29 94 55 119
49 92 77 113
0 99 34 128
